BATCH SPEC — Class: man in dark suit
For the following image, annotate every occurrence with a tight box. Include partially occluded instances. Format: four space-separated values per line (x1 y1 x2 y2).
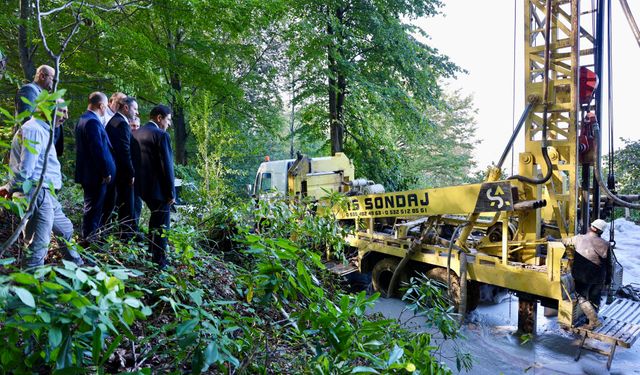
75 92 116 241
129 116 143 229
102 96 139 237
133 105 175 268
15 65 64 157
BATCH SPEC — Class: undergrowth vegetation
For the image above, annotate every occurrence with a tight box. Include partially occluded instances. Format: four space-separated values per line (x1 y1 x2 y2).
0 183 471 374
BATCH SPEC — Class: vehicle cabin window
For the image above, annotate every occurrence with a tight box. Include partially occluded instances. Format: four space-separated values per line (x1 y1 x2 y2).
260 172 272 192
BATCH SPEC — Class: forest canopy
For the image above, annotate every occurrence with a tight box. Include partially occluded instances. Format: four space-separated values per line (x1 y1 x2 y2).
0 0 479 196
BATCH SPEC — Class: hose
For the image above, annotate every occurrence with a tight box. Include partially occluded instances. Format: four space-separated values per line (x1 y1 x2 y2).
497 102 535 170
593 125 640 209
388 219 435 297
459 252 468 320
507 0 554 185
446 225 465 302
507 146 554 185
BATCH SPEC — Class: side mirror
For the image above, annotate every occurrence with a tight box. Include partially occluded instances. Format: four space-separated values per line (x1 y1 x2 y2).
246 184 253 196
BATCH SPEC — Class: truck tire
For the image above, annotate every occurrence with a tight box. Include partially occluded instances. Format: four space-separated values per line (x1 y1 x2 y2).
425 267 480 312
371 258 409 298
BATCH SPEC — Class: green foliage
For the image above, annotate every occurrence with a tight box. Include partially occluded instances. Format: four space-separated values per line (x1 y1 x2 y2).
286 0 464 190
0 181 471 374
231 199 462 374
606 139 640 222
404 90 480 188
520 333 533 345
87 220 246 374
189 93 288 203
402 273 473 372
0 0 479 197
610 138 640 195
251 195 350 260
0 261 150 372
152 287 243 373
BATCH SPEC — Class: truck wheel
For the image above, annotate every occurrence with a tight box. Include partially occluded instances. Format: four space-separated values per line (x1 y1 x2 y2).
371 258 409 298
425 267 480 312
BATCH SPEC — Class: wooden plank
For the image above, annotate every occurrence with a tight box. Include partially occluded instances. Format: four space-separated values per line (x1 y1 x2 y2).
578 323 625 346
600 320 622 337
628 327 640 346
601 300 625 319
622 305 640 324
617 323 639 347
574 326 614 343
609 322 628 338
618 323 640 346
615 300 638 322
600 299 620 316
607 343 618 370
602 299 640 323
323 261 358 276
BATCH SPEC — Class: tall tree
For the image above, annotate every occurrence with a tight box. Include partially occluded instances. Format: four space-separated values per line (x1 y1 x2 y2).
17 0 36 80
103 0 288 165
287 0 461 160
405 90 480 188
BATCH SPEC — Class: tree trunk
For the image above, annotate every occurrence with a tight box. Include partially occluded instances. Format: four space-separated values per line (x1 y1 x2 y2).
167 26 187 165
173 103 187 164
329 70 346 155
170 71 187 165
18 0 36 80
328 65 342 154
328 7 345 155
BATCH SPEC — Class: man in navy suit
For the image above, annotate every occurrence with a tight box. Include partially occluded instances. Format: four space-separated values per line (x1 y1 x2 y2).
102 96 139 238
133 105 175 268
75 92 116 241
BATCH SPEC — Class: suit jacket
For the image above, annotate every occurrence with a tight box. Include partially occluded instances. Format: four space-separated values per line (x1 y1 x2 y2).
75 110 116 188
133 122 175 202
15 82 64 156
106 113 135 183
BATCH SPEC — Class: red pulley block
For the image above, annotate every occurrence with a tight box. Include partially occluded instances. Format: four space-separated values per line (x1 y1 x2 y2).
579 67 598 105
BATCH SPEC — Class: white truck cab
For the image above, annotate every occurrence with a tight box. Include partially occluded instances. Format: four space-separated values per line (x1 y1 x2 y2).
251 152 355 201
252 158 295 198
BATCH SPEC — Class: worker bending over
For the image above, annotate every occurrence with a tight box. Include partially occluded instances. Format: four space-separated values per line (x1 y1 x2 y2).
562 219 611 329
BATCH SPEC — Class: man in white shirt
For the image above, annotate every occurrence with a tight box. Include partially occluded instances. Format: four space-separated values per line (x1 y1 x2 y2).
1 99 84 268
104 92 126 125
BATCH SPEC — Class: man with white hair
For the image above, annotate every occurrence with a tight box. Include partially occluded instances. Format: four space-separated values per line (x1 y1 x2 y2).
104 92 126 125
562 219 612 329
102 96 139 237
0 98 84 268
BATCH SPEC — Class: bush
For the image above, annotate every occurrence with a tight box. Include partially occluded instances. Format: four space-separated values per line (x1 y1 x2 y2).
0 260 150 372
